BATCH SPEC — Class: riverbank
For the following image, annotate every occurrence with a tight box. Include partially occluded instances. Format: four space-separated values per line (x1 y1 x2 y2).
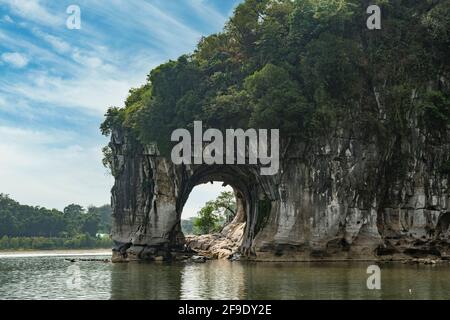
0 249 112 258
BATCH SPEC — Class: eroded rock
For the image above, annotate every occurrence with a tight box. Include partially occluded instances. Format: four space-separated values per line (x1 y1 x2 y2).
108 115 450 262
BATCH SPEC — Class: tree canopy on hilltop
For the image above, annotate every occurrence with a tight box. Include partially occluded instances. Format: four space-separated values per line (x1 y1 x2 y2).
101 0 449 162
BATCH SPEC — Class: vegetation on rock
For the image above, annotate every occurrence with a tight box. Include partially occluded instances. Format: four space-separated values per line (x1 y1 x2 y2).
101 0 449 167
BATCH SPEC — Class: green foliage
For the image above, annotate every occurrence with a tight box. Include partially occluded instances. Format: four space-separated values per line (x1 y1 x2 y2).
213 191 237 224
87 205 112 234
100 107 125 137
0 194 112 241
102 146 113 170
420 89 450 134
245 63 310 132
203 87 252 130
190 191 237 235
100 0 449 162
181 217 196 235
0 234 113 251
193 204 221 235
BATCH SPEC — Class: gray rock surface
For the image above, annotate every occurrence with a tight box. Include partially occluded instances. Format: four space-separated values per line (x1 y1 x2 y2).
109 113 450 262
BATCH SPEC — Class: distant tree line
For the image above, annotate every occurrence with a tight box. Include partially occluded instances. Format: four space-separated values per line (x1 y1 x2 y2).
0 194 112 250
0 235 112 251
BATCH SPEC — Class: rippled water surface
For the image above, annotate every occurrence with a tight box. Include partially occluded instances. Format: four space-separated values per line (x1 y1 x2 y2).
1 253 449 300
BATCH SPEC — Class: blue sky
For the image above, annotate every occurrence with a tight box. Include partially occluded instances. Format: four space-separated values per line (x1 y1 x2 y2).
0 0 240 214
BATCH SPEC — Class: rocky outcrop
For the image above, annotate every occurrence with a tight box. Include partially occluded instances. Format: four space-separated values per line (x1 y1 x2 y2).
109 100 450 263
185 222 246 260
184 191 247 260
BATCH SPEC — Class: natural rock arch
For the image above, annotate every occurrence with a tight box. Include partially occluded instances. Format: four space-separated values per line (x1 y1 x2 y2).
103 0 450 263
109 128 275 261
109 124 450 262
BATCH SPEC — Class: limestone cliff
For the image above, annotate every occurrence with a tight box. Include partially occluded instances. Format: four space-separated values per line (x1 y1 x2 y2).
104 0 450 262
109 100 450 262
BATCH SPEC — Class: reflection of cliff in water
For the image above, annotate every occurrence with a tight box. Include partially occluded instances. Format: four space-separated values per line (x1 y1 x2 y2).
109 261 450 300
180 260 245 300
245 262 375 300
110 263 183 300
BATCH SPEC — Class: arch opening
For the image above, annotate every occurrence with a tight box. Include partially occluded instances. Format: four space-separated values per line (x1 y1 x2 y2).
180 182 235 236
175 166 254 259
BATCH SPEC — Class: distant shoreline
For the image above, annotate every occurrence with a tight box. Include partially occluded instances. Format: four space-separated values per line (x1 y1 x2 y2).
0 248 112 258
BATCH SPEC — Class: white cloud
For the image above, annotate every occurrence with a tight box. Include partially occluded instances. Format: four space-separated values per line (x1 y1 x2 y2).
72 49 104 69
0 29 75 70
0 126 113 210
0 23 161 113
0 126 76 145
32 29 71 54
0 0 62 27
0 69 146 113
188 0 229 30
81 0 203 57
1 52 28 68
0 95 6 107
1 15 14 23
0 0 217 113
0 0 239 211
0 93 54 121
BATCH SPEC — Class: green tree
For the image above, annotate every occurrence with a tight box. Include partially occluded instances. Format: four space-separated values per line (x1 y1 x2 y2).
193 203 220 235
211 191 236 224
63 204 84 216
87 205 112 234
81 213 100 237
245 63 310 132
63 204 85 236
192 191 237 235
0 195 113 250
181 217 196 235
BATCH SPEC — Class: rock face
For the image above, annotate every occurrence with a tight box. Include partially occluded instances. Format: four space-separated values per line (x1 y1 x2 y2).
109 112 450 262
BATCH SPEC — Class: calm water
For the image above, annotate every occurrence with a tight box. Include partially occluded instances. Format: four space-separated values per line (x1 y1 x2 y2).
0 253 449 300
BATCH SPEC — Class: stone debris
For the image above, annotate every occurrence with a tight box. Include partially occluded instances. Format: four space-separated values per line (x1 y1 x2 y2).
184 222 246 260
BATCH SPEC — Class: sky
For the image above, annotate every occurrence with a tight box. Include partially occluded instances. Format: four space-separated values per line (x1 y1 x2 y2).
0 0 241 215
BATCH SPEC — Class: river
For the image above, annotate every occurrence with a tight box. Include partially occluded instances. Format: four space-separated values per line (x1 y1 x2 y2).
0 252 449 300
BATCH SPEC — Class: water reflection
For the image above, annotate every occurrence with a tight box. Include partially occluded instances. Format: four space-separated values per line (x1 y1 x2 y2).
1 254 450 300
109 260 450 300
110 262 182 300
0 255 112 300
244 262 378 299
180 260 245 300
